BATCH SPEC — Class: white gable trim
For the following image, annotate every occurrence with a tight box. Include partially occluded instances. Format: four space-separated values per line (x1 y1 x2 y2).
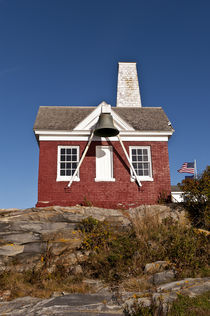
73 101 134 132
74 102 103 131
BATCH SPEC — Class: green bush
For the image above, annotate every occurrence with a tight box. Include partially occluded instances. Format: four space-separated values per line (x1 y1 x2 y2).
78 216 111 252
135 218 209 277
78 216 209 282
179 166 210 229
78 217 139 281
163 225 208 275
169 291 210 316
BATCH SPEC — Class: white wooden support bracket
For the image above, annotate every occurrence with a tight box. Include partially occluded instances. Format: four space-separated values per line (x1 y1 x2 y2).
67 131 94 188
118 135 142 187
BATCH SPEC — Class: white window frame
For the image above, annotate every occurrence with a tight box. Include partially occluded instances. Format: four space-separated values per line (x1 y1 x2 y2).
57 146 80 182
129 146 153 181
95 145 115 182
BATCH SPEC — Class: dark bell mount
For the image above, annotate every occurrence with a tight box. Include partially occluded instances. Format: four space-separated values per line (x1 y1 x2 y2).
94 113 119 137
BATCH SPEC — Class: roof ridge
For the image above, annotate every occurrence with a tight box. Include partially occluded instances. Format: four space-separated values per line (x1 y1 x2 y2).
39 106 96 108
113 107 163 109
38 106 163 110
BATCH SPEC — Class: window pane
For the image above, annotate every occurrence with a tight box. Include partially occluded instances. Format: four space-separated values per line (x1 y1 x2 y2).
61 149 65 154
67 149 71 155
72 148 77 154
72 155 77 161
143 149 147 155
66 155 71 161
61 155 65 161
138 170 143 176
72 163 77 169
132 155 137 161
144 170 149 176
60 170 65 176
137 149 142 155
132 149 136 155
66 170 71 176
66 163 71 169
133 163 137 169
138 163 143 169
143 155 148 161
61 163 65 169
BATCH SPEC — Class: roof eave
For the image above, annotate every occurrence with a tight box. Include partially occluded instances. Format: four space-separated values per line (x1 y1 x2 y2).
34 129 174 136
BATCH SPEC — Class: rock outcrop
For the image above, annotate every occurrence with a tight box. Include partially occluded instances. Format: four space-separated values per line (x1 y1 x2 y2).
0 275 209 315
0 294 124 315
123 277 210 315
0 205 187 272
1 205 209 315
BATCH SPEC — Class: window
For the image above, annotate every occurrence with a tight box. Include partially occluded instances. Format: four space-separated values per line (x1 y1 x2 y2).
129 146 153 181
57 146 80 181
95 146 115 182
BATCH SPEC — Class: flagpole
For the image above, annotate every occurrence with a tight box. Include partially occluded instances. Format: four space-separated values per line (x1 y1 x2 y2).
194 159 197 179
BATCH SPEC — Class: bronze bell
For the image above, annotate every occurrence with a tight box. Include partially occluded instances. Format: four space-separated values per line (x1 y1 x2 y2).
94 113 119 137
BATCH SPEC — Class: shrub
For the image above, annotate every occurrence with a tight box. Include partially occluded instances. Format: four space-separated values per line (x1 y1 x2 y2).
163 224 208 274
179 166 210 229
169 291 210 316
132 215 209 277
78 217 139 282
81 196 93 207
157 190 171 204
78 215 209 282
78 216 111 252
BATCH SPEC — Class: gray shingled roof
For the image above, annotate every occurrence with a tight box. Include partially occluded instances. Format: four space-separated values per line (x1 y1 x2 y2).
34 106 174 132
113 107 173 131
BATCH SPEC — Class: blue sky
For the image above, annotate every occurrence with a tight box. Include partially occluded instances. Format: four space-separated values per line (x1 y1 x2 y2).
0 0 209 209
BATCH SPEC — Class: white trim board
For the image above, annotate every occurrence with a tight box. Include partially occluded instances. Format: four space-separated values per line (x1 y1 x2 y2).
35 130 173 136
38 135 169 141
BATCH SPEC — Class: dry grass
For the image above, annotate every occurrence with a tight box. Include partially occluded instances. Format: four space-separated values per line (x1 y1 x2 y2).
131 211 161 242
121 276 152 293
130 211 209 278
0 270 90 301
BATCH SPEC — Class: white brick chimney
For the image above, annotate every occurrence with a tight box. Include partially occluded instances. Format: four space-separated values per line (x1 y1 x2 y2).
116 62 142 107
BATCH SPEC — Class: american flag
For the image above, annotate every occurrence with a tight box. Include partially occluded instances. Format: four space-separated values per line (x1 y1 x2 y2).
178 162 194 174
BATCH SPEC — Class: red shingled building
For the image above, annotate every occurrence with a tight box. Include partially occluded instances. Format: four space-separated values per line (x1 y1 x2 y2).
34 63 174 209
